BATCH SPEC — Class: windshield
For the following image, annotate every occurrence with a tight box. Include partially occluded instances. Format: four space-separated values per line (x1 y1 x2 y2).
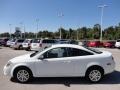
84 46 102 54
23 40 30 43
32 39 40 43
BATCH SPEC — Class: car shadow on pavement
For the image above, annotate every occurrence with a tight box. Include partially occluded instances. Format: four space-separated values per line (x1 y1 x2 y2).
11 70 120 87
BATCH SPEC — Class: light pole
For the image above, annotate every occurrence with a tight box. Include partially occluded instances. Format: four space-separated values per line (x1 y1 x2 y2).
20 22 26 39
36 19 39 39
98 4 108 41
20 22 23 38
77 30 79 40
23 24 26 38
58 12 64 39
9 24 12 39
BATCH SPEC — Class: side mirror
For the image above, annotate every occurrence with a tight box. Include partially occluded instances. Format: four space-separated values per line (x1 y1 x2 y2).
38 55 44 60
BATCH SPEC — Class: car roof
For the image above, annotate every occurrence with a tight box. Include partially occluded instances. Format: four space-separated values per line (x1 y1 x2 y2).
51 44 86 50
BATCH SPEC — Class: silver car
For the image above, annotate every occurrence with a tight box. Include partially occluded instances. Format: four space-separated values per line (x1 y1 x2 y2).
12 39 25 50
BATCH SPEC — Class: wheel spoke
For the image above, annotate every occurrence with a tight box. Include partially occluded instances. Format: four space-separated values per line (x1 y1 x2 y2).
89 70 101 82
17 69 29 82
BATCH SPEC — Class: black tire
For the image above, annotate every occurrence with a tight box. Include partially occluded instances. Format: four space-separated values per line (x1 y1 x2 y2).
85 66 104 83
13 67 33 83
18 45 23 50
25 48 29 51
27 47 31 51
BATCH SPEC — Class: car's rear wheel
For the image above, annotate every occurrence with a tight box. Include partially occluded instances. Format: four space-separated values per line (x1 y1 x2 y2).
14 67 32 83
86 67 104 83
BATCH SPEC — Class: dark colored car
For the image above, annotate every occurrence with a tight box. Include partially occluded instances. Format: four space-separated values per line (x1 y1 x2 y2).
103 41 115 48
87 41 103 47
0 39 2 46
0 38 9 46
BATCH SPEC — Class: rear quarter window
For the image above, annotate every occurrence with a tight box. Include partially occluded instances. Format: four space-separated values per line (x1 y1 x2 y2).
84 47 102 54
68 48 93 57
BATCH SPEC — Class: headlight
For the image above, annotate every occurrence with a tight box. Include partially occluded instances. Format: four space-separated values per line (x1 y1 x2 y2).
6 61 12 67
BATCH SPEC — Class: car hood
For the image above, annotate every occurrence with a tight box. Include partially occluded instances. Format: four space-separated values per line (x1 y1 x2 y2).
9 53 31 63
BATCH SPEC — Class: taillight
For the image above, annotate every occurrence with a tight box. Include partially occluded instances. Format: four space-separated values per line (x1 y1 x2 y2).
39 43 42 47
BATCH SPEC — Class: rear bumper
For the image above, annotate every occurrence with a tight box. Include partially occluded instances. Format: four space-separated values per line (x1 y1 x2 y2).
115 45 120 48
104 60 115 75
22 46 29 49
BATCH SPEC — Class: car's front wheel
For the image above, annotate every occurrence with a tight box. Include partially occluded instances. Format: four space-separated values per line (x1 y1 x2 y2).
14 67 32 83
86 67 103 83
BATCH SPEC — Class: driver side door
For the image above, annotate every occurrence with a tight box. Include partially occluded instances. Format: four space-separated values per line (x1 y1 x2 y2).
35 47 76 77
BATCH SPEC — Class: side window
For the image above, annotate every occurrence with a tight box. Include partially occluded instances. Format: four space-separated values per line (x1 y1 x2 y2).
68 48 93 57
43 47 68 59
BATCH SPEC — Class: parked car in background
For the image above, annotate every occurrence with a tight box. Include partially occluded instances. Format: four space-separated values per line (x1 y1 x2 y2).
0 39 2 46
6 39 12 47
11 39 25 50
103 41 115 48
115 39 120 48
30 39 41 51
57 39 69 44
82 40 89 46
3 44 115 83
22 39 32 51
0 38 9 46
30 39 57 51
57 39 78 44
10 39 16 48
7 39 15 47
87 41 103 47
41 39 58 48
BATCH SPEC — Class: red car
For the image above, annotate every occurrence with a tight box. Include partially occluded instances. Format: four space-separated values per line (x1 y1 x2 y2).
103 41 115 48
87 41 103 47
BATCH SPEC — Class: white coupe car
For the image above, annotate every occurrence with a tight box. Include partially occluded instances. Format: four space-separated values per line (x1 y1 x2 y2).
3 44 115 83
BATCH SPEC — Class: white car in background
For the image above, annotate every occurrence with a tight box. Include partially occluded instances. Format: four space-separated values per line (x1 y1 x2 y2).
9 39 16 48
30 39 41 51
6 39 13 47
22 39 32 51
3 44 115 83
30 39 57 51
40 39 58 48
115 39 120 48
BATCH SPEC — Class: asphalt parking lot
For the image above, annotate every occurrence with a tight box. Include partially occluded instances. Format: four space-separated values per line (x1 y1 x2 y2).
0 47 120 90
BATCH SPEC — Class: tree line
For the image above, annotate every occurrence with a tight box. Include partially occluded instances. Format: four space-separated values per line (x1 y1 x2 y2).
0 23 120 40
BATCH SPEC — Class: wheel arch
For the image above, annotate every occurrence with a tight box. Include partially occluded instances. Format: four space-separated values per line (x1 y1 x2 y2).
11 64 33 77
85 65 104 76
